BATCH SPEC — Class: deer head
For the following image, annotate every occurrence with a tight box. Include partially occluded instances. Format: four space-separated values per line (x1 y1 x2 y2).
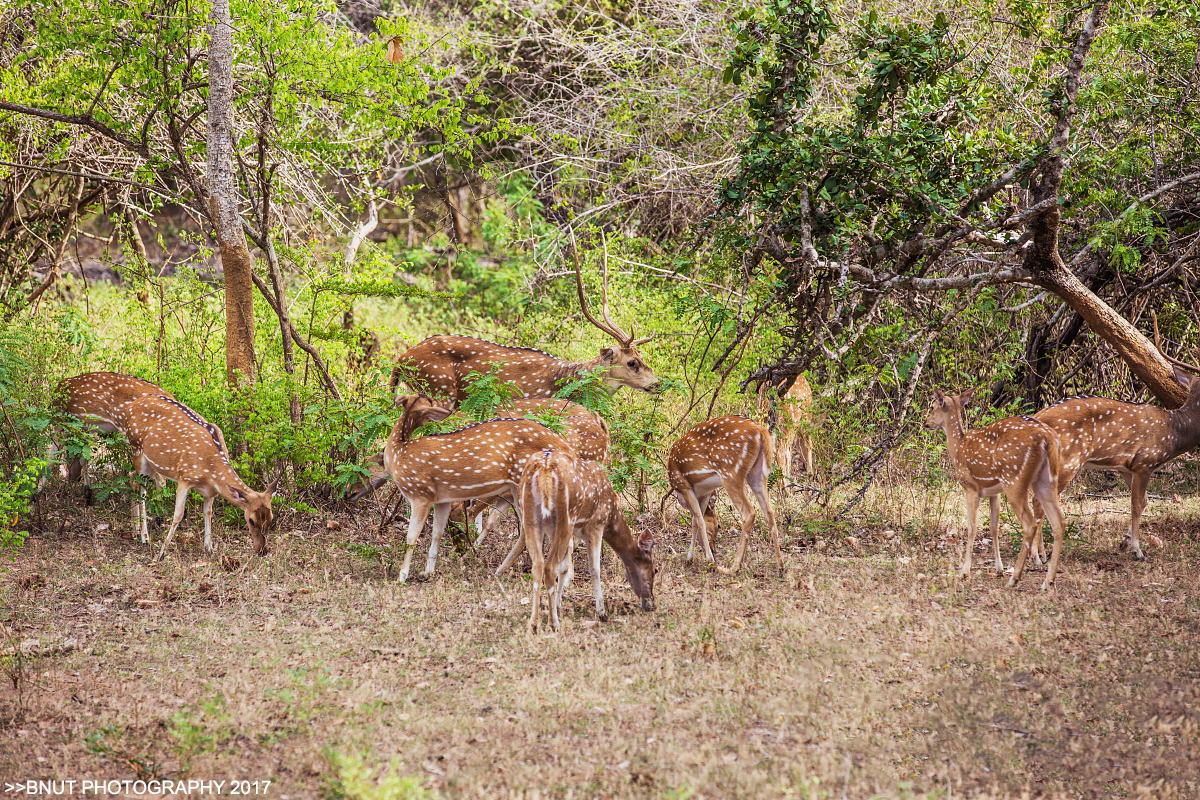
616 524 656 611
924 387 974 431
394 394 454 441
570 230 664 394
227 477 280 555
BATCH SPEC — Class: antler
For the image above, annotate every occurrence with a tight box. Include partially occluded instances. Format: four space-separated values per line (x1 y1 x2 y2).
570 228 631 346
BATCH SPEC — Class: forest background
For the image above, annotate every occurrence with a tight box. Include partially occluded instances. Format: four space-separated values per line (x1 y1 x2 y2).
1 0 1199 553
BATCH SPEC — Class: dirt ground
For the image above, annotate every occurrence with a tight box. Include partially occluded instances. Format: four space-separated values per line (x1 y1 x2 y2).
2 481 1199 800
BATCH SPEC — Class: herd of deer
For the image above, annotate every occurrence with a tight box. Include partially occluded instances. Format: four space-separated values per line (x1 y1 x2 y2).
44 253 1200 630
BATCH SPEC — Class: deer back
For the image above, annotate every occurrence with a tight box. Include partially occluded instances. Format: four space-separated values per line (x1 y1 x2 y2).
1034 396 1178 473
668 416 772 493
957 415 1060 488
386 416 573 504
57 372 174 432
499 398 610 462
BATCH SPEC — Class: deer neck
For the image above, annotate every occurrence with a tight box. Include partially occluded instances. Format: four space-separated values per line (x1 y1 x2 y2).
1167 394 1200 455
551 357 616 388
939 412 967 464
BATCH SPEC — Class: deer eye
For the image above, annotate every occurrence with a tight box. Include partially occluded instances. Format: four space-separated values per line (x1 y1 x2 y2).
627 360 638 369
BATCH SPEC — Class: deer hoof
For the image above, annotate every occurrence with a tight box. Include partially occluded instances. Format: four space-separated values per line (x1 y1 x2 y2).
1006 576 1016 588
597 611 608 622
397 570 409 583
1134 550 1145 561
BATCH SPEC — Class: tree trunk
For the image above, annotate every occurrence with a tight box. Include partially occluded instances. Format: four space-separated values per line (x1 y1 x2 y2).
1017 0 1185 408
208 0 256 388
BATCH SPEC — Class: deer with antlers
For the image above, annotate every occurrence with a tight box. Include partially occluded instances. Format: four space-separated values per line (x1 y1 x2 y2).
383 394 575 582
667 416 783 574
390 235 661 405
1031 364 1200 560
924 387 1067 589
112 393 277 560
756 374 816 480
517 449 655 633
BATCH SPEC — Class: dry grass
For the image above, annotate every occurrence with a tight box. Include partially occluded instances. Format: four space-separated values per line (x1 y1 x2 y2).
2 480 1199 800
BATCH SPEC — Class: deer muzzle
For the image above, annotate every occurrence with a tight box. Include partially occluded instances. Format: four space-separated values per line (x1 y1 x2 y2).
643 381 665 395
641 596 656 612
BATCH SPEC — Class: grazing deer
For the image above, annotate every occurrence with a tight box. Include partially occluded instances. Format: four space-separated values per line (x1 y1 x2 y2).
116 394 276 561
667 416 783 574
389 240 661 405
50 373 216 490
924 387 1067 589
1032 365 1200 560
383 395 573 582
755 374 816 479
469 397 610 550
517 449 655 633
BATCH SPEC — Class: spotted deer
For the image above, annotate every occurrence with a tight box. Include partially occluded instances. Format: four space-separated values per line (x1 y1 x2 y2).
383 395 573 582
755 374 816 479
1032 365 1200 560
116 394 277 561
667 416 783 574
469 398 610 550
389 239 661 405
924 387 1067 589
50 373 229 491
516 449 655 633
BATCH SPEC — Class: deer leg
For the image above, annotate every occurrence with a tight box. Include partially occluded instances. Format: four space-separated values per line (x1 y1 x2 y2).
989 495 1003 573
1004 486 1040 588
155 483 191 562
960 490 981 578
524 501 545 635
747 461 783 570
683 490 715 564
1035 475 1067 590
1122 470 1150 560
588 526 606 622
720 481 757 575
423 502 453 578
202 495 216 552
495 533 526 576
777 427 795 481
397 499 432 583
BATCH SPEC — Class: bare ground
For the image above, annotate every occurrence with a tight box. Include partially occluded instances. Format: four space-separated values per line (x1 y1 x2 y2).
2 483 1199 800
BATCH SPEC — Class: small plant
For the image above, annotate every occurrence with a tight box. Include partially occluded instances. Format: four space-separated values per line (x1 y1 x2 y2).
323 750 432 800
169 692 235 773
86 726 162 781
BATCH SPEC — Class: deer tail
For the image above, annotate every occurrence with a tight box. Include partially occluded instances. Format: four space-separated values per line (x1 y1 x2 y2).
540 462 572 589
761 426 776 476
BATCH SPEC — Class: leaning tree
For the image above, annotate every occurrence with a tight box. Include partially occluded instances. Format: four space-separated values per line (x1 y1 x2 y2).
713 0 1200 411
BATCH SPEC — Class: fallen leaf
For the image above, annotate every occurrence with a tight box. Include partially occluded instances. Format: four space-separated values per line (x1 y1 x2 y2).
845 536 861 552
1145 534 1164 548
136 599 161 608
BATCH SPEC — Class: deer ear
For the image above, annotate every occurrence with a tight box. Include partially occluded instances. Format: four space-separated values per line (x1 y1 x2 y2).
227 485 249 505
600 347 617 362
418 405 452 426
638 530 655 554
960 387 976 405
933 386 945 403
1172 365 1195 390
265 477 281 496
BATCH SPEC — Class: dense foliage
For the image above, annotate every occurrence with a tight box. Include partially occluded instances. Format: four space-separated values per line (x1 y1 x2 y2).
1 0 1198 542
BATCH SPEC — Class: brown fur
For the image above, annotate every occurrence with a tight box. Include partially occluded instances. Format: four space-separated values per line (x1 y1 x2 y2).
924 387 1066 589
1032 367 1200 560
667 416 782 574
119 394 276 560
756 374 815 479
517 449 655 633
390 335 662 406
383 395 572 582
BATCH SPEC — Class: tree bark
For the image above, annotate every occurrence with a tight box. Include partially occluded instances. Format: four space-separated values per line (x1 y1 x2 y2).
1017 0 1185 408
208 0 257 388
